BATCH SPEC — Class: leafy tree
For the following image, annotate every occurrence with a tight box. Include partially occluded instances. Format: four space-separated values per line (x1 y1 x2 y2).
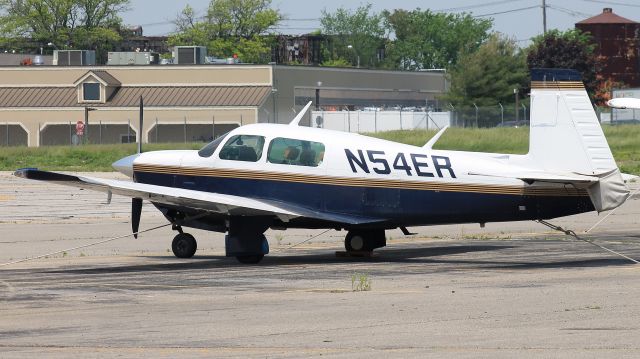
444 34 528 108
385 9 492 70
526 29 601 102
320 4 388 68
169 0 282 63
174 4 199 33
0 0 129 51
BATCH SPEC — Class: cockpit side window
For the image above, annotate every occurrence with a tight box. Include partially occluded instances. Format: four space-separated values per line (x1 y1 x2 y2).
267 137 325 167
198 132 230 158
218 135 265 162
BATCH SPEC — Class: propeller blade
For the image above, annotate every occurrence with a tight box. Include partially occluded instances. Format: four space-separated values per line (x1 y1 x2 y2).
138 96 144 154
132 198 143 238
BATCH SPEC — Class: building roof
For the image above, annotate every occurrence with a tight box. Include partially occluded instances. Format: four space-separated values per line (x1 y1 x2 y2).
74 70 122 87
0 86 271 108
577 8 637 24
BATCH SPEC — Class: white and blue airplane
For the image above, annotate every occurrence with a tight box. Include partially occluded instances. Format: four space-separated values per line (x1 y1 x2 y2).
15 69 636 264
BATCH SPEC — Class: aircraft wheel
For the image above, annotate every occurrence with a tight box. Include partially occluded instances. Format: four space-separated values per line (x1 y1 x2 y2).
236 254 264 264
345 231 366 252
172 233 197 258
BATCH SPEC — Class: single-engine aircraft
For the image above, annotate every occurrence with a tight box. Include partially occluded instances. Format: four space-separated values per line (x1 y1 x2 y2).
15 69 637 264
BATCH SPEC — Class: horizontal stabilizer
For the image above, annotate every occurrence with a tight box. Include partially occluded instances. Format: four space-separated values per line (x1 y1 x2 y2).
607 98 640 110
468 170 599 186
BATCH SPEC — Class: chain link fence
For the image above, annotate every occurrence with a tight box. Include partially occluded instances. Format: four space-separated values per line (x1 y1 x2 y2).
0 104 617 147
0 115 243 147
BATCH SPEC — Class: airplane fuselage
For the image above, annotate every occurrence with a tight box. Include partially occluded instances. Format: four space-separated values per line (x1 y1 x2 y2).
130 124 594 231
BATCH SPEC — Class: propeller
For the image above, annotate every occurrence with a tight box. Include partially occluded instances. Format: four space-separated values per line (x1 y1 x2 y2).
132 96 144 238
132 197 143 238
138 95 143 154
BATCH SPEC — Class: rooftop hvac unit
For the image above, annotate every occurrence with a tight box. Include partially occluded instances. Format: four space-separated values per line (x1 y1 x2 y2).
53 50 96 66
174 46 206 65
107 52 160 65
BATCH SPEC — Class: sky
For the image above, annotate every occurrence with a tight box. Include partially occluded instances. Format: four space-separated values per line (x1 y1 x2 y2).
122 0 640 45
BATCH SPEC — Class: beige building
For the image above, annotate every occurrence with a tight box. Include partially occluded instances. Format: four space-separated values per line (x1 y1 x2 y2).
0 65 446 147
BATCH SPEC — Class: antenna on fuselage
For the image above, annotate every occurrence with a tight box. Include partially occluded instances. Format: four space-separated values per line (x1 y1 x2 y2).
289 101 313 126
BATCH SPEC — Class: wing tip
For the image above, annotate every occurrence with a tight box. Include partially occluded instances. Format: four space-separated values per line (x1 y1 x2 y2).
13 167 38 178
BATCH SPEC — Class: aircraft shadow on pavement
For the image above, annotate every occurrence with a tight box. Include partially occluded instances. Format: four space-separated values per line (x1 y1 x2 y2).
34 243 636 276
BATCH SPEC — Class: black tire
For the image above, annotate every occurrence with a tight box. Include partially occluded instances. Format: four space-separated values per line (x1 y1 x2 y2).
236 254 264 264
172 233 197 258
345 231 366 252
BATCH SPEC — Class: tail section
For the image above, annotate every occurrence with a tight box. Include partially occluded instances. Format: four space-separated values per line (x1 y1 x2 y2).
527 69 629 211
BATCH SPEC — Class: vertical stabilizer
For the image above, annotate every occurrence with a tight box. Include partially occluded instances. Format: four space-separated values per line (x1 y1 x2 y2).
529 69 617 174
528 69 628 211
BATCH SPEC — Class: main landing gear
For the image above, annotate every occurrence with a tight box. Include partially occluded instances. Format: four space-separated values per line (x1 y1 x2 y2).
344 229 386 252
171 225 197 258
168 218 269 264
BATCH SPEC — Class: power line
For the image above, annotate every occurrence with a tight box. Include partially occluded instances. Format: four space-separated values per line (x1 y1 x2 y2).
547 4 594 18
578 0 640 8
436 0 533 12
474 5 541 18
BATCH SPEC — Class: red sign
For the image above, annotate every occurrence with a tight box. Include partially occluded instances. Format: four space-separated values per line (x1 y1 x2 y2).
76 121 85 136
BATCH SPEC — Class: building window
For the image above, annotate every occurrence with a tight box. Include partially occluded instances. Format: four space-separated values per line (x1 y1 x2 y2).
83 83 101 101
267 137 325 167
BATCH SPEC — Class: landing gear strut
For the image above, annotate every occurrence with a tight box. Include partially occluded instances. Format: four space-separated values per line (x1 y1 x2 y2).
345 230 386 252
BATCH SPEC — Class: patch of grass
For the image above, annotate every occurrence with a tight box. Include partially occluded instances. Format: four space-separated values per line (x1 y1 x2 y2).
0 143 203 172
367 125 640 175
351 273 372 292
0 125 638 174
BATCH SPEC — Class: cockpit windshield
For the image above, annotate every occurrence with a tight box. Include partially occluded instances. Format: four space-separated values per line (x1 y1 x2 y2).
198 132 230 158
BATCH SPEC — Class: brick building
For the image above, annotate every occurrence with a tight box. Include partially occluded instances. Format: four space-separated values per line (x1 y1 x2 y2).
576 8 640 87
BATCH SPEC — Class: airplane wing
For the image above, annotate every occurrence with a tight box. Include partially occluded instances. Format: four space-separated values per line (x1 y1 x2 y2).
14 169 382 225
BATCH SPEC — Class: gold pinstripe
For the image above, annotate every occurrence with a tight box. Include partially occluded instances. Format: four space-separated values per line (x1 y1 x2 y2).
531 81 585 89
133 164 590 198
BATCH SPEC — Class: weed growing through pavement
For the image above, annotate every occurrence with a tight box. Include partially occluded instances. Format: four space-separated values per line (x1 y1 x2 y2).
351 273 371 292
274 233 284 246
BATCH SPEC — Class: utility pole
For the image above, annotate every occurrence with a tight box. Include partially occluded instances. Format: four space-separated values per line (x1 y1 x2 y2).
542 0 547 33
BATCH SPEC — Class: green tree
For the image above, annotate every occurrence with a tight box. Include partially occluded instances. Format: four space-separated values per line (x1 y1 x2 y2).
444 34 528 108
169 0 282 63
526 29 600 101
0 0 128 51
384 9 492 70
320 4 388 68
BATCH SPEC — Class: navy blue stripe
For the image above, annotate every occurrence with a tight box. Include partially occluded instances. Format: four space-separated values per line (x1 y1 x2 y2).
135 171 594 226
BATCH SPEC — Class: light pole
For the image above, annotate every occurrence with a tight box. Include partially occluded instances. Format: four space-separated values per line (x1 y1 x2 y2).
473 103 479 128
514 88 519 122
449 104 456 127
315 81 322 111
84 107 97 144
347 45 360 68
271 88 278 124
521 103 527 123
498 102 504 125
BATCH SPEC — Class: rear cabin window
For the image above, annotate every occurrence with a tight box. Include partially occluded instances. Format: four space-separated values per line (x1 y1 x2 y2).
218 135 265 162
267 138 325 167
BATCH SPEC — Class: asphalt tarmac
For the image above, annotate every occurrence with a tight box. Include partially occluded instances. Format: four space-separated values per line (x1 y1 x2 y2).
1 171 639 358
